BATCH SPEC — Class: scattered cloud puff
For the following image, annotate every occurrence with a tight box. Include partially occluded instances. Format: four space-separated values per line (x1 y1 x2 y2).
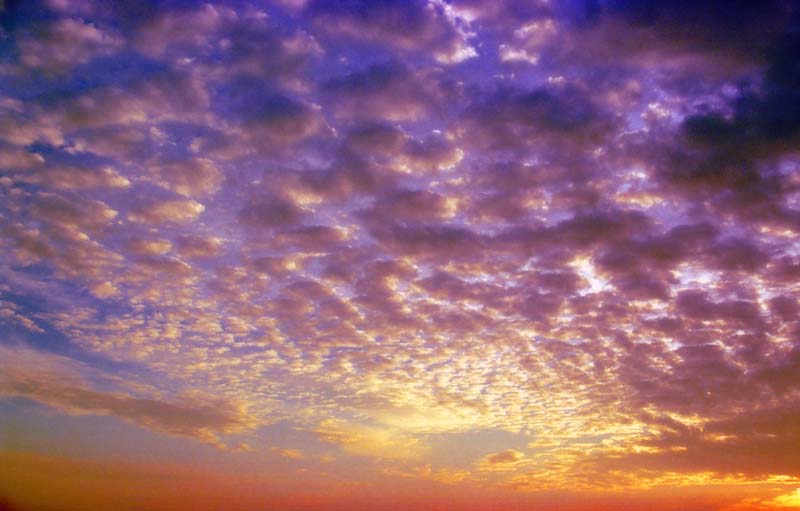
306 0 476 64
1 0 800 504
127 198 205 224
271 447 304 459
16 18 123 73
148 157 222 198
476 449 527 472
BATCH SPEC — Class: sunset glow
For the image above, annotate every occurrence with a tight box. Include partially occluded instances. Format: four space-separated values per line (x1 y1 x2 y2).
1 1 800 510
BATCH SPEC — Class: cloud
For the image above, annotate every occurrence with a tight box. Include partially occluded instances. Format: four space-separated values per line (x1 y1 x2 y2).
29 192 118 230
133 3 321 90
772 489 800 508
237 195 304 230
455 84 615 153
125 237 172 256
312 419 427 460
219 81 326 154
16 18 123 73
486 449 525 465
128 198 205 224
133 3 237 58
175 234 223 259
491 0 793 81
147 157 222 198
590 400 800 479
306 0 475 64
2 213 123 281
0 300 44 333
0 146 45 169
47 69 211 134
368 222 484 260
273 225 348 251
0 345 258 447
322 61 450 122
472 449 529 474
14 164 130 190
341 124 463 174
362 188 454 222
271 447 304 460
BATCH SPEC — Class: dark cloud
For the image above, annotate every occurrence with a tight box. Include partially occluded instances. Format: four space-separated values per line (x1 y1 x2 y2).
364 188 452 222
455 84 615 157
238 195 303 230
599 0 793 63
306 0 474 63
220 76 326 150
15 17 123 74
369 222 484 260
29 191 118 231
272 225 346 251
485 449 524 465
322 60 450 122
595 400 800 478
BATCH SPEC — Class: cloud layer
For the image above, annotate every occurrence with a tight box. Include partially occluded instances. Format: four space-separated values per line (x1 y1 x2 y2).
1 0 799 509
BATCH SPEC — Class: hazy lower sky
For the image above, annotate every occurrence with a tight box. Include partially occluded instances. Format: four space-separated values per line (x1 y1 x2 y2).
1 1 800 510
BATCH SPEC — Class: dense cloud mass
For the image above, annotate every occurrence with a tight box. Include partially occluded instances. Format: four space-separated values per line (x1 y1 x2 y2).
1 1 800 510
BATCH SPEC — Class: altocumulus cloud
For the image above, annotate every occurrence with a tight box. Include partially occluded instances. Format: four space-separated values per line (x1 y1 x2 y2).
0 0 800 507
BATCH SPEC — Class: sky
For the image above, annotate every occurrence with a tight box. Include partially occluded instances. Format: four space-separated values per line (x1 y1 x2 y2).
1 0 800 510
